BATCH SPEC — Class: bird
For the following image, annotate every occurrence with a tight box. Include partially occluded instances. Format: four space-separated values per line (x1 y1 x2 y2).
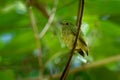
61 20 88 56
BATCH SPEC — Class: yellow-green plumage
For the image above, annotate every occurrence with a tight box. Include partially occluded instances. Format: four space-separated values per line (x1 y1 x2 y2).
61 20 88 56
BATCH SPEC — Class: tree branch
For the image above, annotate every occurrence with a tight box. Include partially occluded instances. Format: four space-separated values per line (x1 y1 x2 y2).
60 0 84 80
39 0 59 39
26 0 43 80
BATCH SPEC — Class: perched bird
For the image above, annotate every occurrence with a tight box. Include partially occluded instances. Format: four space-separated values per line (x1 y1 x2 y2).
61 20 88 56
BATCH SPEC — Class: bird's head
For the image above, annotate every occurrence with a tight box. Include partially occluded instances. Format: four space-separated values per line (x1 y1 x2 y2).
60 20 75 31
60 20 74 26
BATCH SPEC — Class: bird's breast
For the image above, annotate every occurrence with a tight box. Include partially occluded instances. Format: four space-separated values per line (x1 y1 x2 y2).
62 33 82 49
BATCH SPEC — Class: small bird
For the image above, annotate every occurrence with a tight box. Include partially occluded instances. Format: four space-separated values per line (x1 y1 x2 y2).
61 20 88 56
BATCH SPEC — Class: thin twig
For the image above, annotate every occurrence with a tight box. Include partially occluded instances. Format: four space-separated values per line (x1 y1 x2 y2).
76 0 81 26
60 0 84 80
39 0 58 39
26 0 43 80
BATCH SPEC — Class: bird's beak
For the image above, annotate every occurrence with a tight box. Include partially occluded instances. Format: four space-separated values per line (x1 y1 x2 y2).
59 21 64 25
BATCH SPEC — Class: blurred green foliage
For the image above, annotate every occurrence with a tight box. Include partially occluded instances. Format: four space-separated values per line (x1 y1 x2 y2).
0 0 120 80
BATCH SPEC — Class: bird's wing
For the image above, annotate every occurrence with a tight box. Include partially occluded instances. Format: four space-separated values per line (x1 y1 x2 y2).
69 25 87 46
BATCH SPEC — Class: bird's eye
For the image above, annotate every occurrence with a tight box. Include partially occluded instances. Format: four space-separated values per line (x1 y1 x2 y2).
66 22 69 25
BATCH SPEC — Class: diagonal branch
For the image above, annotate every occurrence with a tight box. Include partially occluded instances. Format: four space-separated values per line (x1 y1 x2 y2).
60 0 84 80
26 0 43 80
39 0 59 39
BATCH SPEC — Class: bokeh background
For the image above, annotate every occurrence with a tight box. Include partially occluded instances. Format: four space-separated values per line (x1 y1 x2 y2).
0 0 120 80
